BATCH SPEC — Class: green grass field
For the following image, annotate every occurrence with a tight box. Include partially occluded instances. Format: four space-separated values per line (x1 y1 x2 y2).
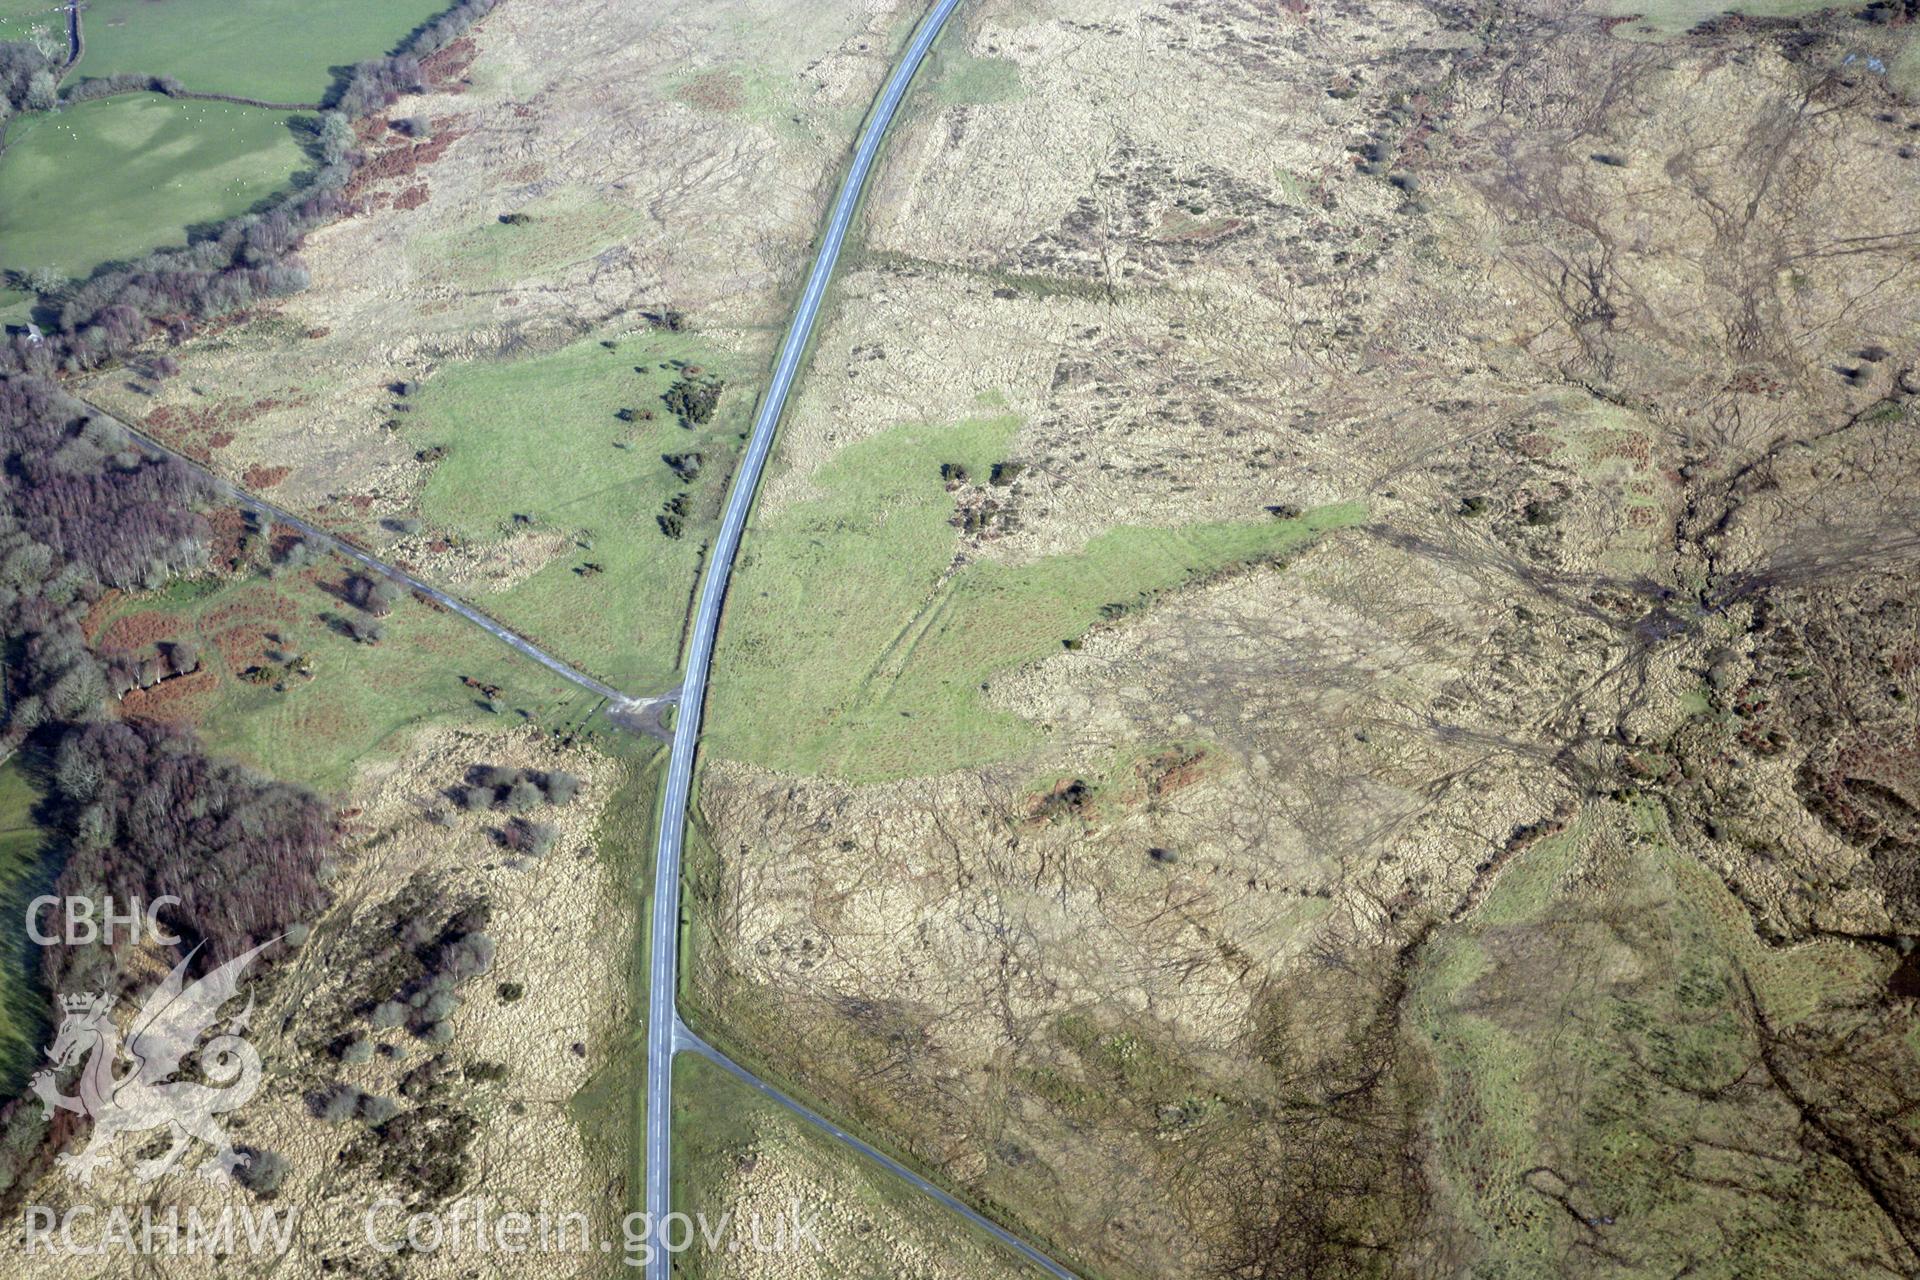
706 415 1363 781
0 0 61 45
929 51 1024 106
75 0 448 104
400 332 757 694
0 762 53 1098
89 564 606 794
0 95 305 280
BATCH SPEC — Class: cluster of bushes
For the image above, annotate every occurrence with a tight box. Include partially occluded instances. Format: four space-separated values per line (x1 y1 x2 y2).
657 491 690 539
345 573 404 616
500 816 557 856
453 763 578 813
347 1099 477 1201
60 72 175 105
313 1082 401 1126
3 0 503 376
318 570 404 644
663 376 724 427
340 614 385 645
231 1147 291 1197
104 638 200 698
322 1046 488 1206
239 651 314 690
363 901 495 1046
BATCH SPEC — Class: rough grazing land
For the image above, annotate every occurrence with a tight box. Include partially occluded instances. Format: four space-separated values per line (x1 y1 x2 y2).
82 0 928 688
83 557 603 793
690 1 1920 1277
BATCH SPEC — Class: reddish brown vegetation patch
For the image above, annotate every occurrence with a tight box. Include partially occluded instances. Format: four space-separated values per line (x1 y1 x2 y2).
421 36 479 87
393 183 431 211
98 610 182 654
243 465 292 490
202 591 298 639
1137 747 1209 801
1599 432 1653 468
678 70 745 112
81 590 126 645
143 403 234 462
208 508 251 568
346 125 471 200
210 624 266 671
116 668 218 724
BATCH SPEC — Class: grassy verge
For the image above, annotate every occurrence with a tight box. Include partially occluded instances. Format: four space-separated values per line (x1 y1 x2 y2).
0 762 53 1097
564 746 663 1278
74 0 449 103
708 414 1363 780
673 1052 1045 1279
396 331 759 693
0 95 306 280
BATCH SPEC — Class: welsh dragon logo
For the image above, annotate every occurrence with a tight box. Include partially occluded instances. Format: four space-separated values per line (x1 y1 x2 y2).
30 941 272 1185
